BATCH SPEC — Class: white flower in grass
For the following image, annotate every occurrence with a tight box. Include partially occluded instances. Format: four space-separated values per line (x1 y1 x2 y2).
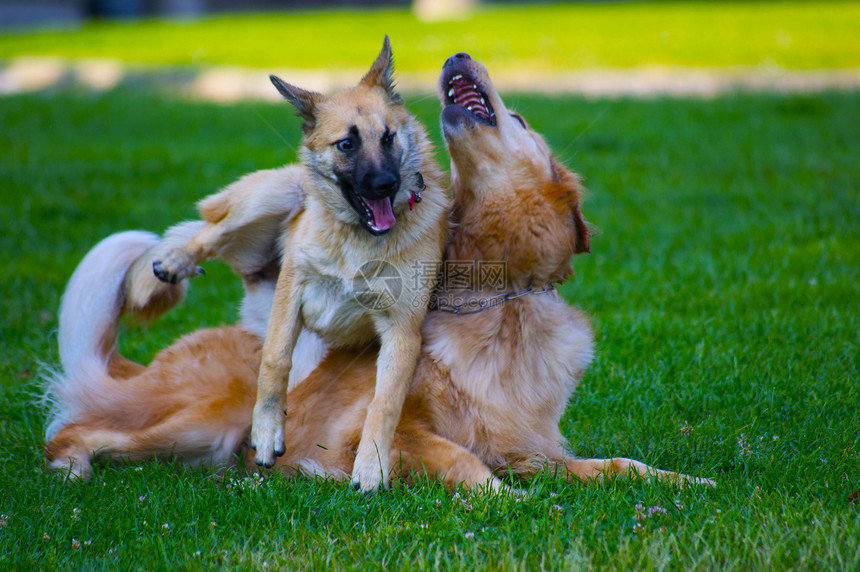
737 434 751 456
84 540 92 547
648 505 667 516
162 523 170 532
138 495 146 503
71 538 81 550
464 532 475 539
72 507 81 520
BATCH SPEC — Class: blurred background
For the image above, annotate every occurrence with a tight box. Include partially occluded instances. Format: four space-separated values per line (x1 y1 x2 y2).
2 0 858 100
7 0 479 27
1 0 415 25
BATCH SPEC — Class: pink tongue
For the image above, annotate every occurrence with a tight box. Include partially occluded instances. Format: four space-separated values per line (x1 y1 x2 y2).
365 198 396 231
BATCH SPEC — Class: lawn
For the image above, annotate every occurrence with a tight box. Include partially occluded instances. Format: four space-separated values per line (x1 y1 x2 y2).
1 84 858 568
1 1 860 72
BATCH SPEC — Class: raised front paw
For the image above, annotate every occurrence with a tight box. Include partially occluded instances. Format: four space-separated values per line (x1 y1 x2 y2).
251 403 286 468
350 450 388 494
152 247 205 284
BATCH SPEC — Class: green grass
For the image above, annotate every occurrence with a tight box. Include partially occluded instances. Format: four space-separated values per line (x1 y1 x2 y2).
2 1 860 72
2 88 859 568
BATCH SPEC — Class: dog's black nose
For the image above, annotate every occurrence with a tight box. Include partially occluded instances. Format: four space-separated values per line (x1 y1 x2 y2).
445 52 472 67
372 172 398 195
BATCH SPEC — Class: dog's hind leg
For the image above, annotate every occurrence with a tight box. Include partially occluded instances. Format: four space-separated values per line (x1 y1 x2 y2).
45 413 248 481
391 429 510 494
555 456 715 488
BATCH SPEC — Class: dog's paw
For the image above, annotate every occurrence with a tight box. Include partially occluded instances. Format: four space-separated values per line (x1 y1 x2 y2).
694 476 717 488
152 248 205 285
676 473 717 488
251 405 286 468
350 453 388 494
47 455 92 481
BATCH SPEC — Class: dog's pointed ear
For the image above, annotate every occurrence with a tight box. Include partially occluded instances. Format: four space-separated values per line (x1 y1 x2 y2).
270 75 324 134
359 35 402 104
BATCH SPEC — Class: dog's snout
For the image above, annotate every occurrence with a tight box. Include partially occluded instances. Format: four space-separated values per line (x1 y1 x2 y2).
372 172 398 195
445 52 472 67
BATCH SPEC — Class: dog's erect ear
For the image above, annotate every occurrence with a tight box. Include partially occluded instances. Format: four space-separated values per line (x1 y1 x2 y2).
359 35 402 104
270 75 324 134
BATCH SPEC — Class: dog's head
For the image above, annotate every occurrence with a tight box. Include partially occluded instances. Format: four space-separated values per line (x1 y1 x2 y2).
439 53 590 283
271 36 423 236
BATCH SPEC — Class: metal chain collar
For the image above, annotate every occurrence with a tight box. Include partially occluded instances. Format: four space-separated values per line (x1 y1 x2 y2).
429 283 556 315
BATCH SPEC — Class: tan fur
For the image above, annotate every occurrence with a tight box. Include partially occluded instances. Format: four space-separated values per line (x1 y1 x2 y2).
151 38 449 492
45 55 714 491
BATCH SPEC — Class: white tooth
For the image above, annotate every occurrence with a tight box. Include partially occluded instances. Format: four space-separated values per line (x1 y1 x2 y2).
448 89 454 97
467 105 473 111
472 84 477 89
452 74 462 80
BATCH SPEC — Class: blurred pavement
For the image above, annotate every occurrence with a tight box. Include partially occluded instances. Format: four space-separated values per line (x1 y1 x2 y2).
2 57 860 100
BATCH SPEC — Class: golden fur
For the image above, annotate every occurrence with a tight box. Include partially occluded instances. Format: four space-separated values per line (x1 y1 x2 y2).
44 54 714 491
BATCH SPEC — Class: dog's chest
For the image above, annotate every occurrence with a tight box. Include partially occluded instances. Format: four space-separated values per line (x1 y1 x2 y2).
299 269 377 347
422 295 595 453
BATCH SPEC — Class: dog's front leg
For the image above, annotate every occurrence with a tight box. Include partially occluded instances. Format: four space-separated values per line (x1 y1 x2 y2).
152 222 222 284
251 260 303 467
351 322 422 493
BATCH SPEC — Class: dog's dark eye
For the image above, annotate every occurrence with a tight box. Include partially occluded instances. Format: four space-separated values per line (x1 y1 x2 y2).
335 138 355 152
381 131 395 146
510 113 527 129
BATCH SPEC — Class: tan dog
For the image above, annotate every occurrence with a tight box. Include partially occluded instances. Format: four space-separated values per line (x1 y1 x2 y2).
149 37 448 493
44 54 714 491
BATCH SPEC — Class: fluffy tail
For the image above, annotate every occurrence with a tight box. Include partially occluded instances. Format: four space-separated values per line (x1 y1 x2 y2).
44 224 202 441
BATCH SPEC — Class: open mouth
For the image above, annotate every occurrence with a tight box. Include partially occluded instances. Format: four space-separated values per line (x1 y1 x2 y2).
342 186 396 235
445 73 496 126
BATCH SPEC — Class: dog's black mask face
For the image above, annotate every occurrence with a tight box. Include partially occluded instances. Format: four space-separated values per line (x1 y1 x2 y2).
331 124 403 235
270 36 409 236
